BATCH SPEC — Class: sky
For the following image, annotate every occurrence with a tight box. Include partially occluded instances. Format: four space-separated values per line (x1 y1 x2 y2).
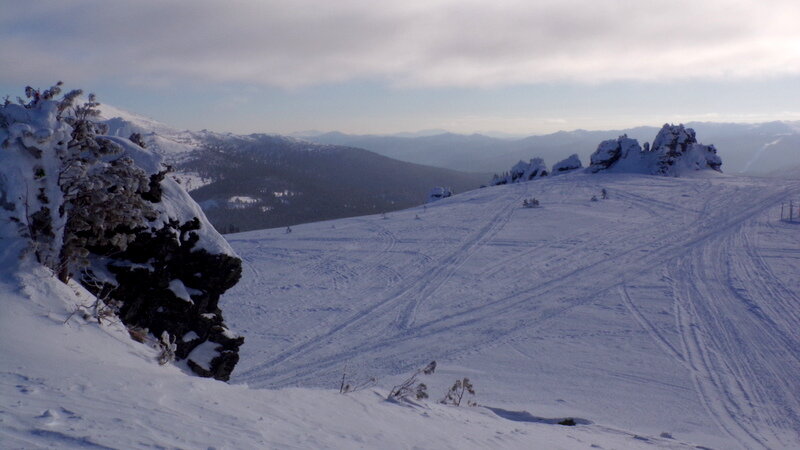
2 0 799 136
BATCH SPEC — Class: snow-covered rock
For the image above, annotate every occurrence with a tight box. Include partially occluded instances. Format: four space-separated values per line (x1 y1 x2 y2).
428 186 453 202
587 135 642 173
0 86 243 381
650 123 722 174
491 158 548 185
551 154 583 175
586 125 722 175
85 146 244 381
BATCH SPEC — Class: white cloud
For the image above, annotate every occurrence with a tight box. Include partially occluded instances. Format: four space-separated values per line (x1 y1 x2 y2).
2 0 799 88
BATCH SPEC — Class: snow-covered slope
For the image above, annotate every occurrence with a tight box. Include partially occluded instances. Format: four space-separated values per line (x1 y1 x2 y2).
3 165 799 448
224 171 800 449
99 104 211 157
2 236 696 449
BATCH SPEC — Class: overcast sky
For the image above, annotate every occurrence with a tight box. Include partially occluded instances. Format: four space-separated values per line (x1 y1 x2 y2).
2 0 799 135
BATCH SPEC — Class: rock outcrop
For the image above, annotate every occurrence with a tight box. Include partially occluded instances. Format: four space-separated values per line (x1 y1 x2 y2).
82 170 245 381
491 158 548 185
91 215 243 381
650 124 722 174
587 124 722 175
428 186 453 202
0 86 244 381
587 135 642 173
551 154 583 174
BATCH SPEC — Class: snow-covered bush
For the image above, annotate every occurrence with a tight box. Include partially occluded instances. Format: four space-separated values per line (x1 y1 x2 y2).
388 361 437 402
338 366 376 394
1 84 244 380
440 377 476 407
0 83 151 280
522 198 540 208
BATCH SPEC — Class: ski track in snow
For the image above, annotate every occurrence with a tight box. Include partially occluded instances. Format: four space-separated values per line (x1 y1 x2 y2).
666 217 800 448
225 174 800 449
234 185 530 381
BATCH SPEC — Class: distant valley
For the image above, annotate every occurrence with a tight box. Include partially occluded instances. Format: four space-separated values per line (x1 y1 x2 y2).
100 105 487 233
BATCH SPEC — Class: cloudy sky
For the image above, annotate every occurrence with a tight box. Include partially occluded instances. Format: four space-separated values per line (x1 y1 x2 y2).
2 0 799 135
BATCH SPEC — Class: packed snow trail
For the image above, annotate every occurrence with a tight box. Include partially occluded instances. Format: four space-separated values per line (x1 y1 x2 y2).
224 173 800 449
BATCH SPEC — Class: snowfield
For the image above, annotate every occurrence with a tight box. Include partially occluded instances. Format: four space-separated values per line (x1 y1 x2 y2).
3 171 799 449
224 172 800 449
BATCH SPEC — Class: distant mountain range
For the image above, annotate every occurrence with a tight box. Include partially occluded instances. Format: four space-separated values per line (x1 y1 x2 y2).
99 104 799 233
301 122 800 176
99 106 488 233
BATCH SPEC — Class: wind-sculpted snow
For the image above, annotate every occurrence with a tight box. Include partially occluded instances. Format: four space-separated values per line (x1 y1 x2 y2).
225 172 800 449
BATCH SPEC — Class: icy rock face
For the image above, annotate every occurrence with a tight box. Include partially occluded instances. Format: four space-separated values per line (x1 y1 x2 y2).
587 125 722 175
552 154 583 174
428 186 452 202
587 135 642 173
491 158 548 185
650 124 722 174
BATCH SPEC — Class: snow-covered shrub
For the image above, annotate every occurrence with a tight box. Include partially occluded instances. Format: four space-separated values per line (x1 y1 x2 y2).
522 198 540 208
388 361 437 402
489 172 508 186
0 83 157 281
128 132 147 149
338 366 376 394
440 377 476 407
1 84 244 381
157 331 177 365
1 83 80 274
